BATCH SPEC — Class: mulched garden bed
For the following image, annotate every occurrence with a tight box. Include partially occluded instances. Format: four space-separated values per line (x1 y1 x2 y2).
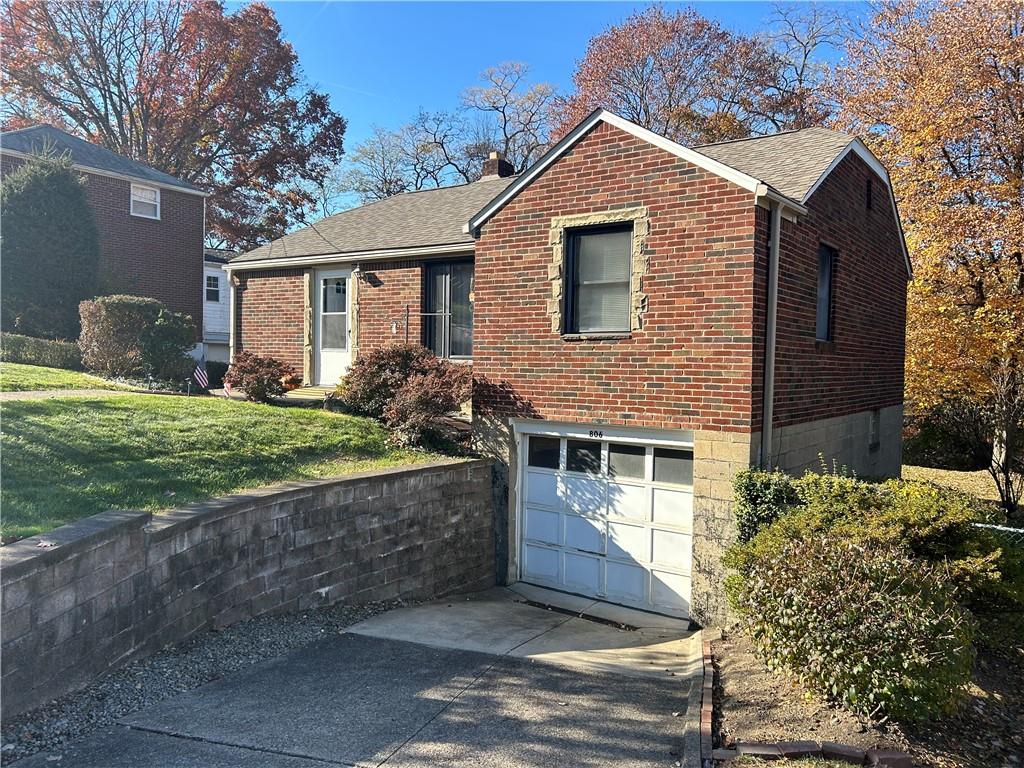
713 633 1024 768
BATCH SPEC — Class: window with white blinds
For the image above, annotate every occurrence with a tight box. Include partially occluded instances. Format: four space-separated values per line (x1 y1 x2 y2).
130 184 160 219
566 225 632 333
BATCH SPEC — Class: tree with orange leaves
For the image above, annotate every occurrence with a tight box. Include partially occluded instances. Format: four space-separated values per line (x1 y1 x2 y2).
835 0 1024 514
1 1 346 250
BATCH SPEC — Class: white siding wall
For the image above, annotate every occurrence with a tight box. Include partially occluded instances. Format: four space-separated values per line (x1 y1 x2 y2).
203 262 230 362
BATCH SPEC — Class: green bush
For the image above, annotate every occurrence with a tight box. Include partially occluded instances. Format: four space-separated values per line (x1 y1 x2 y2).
223 351 294 403
733 469 799 542
78 295 196 378
1 152 100 339
728 535 976 721
336 344 438 418
0 332 82 370
904 400 991 471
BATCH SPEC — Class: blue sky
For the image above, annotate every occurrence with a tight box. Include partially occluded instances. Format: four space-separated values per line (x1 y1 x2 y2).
266 1 866 148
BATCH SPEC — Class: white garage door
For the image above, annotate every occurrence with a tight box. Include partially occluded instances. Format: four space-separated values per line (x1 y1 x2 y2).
517 424 694 619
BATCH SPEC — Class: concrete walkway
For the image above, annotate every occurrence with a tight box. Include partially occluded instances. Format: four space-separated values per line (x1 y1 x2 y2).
17 588 703 768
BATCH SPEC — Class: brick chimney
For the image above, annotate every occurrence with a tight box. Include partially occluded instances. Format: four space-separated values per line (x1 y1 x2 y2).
481 151 514 179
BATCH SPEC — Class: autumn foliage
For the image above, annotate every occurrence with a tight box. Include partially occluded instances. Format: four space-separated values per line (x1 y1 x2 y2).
1 0 346 249
835 0 1024 512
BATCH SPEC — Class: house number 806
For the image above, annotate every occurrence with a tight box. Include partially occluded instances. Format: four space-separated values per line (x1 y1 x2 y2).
588 430 604 438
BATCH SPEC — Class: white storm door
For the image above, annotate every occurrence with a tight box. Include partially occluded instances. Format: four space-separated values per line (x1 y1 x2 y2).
315 269 351 386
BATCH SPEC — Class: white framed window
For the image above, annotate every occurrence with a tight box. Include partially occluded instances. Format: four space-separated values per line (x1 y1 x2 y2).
565 224 632 334
205 275 220 303
130 184 160 219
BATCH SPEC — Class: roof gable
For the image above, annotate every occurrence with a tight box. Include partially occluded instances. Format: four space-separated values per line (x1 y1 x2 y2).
1 124 204 194
467 110 909 276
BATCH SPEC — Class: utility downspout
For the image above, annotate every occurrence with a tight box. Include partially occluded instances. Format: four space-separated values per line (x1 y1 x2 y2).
227 273 237 364
761 197 782 468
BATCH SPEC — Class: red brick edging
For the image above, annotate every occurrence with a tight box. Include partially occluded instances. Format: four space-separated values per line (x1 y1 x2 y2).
701 640 913 768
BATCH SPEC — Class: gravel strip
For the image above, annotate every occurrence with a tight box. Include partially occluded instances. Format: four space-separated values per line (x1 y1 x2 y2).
0 600 404 764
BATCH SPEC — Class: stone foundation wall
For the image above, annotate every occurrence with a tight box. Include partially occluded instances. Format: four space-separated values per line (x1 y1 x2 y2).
768 404 903 478
0 460 494 718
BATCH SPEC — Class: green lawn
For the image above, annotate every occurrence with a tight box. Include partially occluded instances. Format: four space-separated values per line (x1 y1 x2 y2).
0 362 130 392
0 394 439 540
902 464 1002 502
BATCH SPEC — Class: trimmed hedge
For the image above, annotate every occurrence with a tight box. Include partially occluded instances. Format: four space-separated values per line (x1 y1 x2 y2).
728 535 976 721
0 332 82 370
78 295 195 379
223 351 293 403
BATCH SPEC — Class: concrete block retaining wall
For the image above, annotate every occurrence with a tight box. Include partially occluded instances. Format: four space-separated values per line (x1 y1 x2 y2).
0 459 494 718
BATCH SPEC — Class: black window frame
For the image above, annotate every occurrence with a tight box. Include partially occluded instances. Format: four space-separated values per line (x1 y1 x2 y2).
422 259 473 360
816 244 837 342
564 223 633 335
205 274 220 303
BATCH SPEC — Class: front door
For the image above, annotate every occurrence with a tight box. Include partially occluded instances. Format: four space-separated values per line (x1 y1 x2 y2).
315 268 351 386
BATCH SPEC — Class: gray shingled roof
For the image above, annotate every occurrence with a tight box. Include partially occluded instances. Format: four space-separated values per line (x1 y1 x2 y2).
1 124 203 193
696 127 854 203
233 175 517 264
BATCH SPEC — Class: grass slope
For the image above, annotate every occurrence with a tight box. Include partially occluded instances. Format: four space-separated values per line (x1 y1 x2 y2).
1 395 437 540
902 464 1001 502
0 362 128 392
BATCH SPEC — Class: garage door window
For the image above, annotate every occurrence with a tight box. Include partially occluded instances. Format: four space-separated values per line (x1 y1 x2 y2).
528 436 560 469
608 443 645 479
653 448 693 485
566 439 601 474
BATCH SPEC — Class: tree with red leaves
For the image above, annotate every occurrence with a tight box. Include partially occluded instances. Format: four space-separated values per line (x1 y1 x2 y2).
553 5 835 145
1 0 346 250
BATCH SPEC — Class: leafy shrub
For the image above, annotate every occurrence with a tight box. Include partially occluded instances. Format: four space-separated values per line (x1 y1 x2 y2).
205 361 230 389
732 469 799 542
336 344 437 418
1 152 99 339
78 295 196 378
384 362 472 447
223 351 294 403
0 332 82 370
728 536 976 721
904 400 991 471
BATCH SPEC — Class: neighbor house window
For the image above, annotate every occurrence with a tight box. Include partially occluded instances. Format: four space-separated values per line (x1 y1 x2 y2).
565 224 632 334
423 261 473 359
130 184 160 219
206 275 220 302
816 244 837 342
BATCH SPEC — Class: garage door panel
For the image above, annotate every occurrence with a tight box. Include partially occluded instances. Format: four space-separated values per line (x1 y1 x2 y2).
606 521 649 563
605 561 647 604
523 544 560 583
652 529 691 571
562 475 605 515
564 552 601 594
651 570 691 613
524 507 560 546
564 514 605 554
526 471 559 508
607 482 649 520
652 488 693 530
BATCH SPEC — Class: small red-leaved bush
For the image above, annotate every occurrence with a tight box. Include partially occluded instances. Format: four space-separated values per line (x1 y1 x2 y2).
224 351 295 403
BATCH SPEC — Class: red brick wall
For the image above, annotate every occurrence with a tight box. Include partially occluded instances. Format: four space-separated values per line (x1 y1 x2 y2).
356 261 424 351
473 121 758 433
234 268 305 372
1 154 204 334
764 152 908 428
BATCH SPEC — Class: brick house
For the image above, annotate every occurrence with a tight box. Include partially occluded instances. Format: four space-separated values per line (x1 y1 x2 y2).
227 110 909 626
1 124 207 341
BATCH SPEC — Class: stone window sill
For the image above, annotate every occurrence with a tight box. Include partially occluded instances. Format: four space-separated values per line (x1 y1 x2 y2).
561 333 632 342
815 340 836 353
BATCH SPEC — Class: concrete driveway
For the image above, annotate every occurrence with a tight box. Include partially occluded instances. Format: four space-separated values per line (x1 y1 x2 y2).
17 587 702 768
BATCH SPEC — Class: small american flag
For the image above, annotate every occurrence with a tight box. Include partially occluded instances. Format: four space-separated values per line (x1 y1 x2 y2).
193 359 209 389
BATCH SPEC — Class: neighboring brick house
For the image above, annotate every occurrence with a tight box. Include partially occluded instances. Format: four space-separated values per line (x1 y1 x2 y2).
0 124 207 340
228 111 909 627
